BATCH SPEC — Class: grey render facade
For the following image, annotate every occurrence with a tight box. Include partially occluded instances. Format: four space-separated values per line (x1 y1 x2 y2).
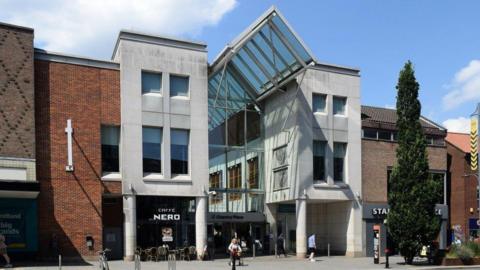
0 6 364 260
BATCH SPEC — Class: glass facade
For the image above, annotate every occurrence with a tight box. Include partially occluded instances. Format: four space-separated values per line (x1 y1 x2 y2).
208 69 264 214
207 10 315 214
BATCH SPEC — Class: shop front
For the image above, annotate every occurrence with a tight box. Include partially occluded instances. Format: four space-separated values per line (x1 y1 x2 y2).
207 212 267 257
363 203 448 257
136 196 196 250
0 181 39 256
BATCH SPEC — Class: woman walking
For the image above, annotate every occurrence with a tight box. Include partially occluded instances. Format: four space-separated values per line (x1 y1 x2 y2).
0 234 12 268
228 238 242 270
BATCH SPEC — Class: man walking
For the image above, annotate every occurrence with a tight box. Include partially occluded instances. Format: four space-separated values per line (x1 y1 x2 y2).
277 233 287 257
308 234 316 262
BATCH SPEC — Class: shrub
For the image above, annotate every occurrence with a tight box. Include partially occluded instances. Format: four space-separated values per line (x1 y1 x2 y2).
456 245 474 263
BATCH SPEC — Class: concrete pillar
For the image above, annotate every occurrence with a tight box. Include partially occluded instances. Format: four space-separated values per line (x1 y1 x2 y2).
123 194 136 261
195 196 207 259
296 198 307 258
346 200 363 257
265 203 277 255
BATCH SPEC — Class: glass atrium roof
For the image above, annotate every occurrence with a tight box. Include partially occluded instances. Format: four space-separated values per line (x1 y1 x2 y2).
208 7 315 131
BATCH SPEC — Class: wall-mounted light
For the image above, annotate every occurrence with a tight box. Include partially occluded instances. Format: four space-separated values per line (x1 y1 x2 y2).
86 235 94 250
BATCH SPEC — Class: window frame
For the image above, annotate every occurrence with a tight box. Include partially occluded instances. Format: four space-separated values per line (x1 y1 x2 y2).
141 70 162 95
312 93 327 114
313 140 326 182
332 96 347 116
142 126 163 175
101 125 120 176
333 142 347 182
170 129 190 176
169 74 190 98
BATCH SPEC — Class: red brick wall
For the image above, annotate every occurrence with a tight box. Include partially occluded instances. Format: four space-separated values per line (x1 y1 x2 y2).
447 143 477 237
35 60 120 259
362 139 447 203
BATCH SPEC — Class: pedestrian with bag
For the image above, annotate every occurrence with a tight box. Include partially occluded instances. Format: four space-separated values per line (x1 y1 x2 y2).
228 238 242 270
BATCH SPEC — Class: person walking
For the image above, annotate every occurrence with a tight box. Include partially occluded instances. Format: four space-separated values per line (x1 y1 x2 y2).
228 238 242 270
0 234 12 268
277 233 287 258
308 234 316 262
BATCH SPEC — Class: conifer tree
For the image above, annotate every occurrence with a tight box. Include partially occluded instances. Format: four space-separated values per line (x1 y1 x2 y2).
387 61 442 264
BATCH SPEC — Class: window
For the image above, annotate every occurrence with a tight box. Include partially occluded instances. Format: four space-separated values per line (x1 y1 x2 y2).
101 126 120 173
378 130 392 141
333 96 346 115
273 146 288 169
170 75 189 97
143 127 162 173
273 168 288 189
312 94 326 113
363 128 377 139
171 129 189 175
228 164 242 200
248 157 259 189
333 143 347 182
142 71 162 94
209 171 222 204
313 141 326 182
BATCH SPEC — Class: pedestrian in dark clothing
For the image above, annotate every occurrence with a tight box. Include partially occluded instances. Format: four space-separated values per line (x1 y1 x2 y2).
277 234 287 257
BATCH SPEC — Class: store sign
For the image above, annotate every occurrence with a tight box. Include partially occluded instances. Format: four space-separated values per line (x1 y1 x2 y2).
371 207 442 217
0 211 26 249
152 208 180 221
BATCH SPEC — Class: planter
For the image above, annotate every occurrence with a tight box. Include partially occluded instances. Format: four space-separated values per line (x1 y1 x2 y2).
442 257 480 266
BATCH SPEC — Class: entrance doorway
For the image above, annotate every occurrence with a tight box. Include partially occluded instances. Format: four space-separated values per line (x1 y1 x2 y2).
210 222 266 257
102 196 123 260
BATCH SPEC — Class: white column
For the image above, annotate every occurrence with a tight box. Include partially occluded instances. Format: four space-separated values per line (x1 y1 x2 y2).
265 203 277 255
195 196 207 259
123 195 136 261
296 198 307 258
346 201 363 257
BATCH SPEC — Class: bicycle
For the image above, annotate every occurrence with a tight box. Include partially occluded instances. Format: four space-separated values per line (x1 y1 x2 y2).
98 248 111 270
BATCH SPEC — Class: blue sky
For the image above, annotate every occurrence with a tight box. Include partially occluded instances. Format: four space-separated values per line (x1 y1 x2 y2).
2 0 479 132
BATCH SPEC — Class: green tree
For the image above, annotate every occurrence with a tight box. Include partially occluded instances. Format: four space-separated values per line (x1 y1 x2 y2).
387 61 442 264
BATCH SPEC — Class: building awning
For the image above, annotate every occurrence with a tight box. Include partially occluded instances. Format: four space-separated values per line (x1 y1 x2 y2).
0 181 40 199
208 6 315 130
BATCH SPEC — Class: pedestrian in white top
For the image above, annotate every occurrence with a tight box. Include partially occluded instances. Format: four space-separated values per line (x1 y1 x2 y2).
308 234 316 262
0 234 12 268
228 238 242 270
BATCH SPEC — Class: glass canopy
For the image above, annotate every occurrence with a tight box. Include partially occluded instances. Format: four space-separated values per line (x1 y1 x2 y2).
209 8 315 106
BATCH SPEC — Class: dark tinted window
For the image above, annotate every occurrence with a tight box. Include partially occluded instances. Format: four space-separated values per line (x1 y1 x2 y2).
171 129 189 174
101 126 120 173
143 127 162 173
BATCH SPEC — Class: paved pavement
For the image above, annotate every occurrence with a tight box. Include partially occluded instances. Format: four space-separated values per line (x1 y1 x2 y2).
4 256 480 270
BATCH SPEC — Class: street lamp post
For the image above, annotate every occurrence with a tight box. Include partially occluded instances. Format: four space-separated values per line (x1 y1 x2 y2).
384 219 389 269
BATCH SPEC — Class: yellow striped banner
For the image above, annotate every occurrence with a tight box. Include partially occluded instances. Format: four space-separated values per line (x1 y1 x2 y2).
472 117 478 171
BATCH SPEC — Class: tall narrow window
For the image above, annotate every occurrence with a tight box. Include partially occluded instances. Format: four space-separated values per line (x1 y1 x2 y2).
333 96 346 115
171 129 189 174
333 143 347 182
142 71 162 94
313 141 326 182
312 94 326 113
101 126 120 173
209 171 223 204
228 164 242 200
248 157 259 189
170 75 189 97
143 127 162 173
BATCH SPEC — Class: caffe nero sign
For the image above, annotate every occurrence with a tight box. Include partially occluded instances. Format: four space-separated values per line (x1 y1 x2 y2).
151 208 181 222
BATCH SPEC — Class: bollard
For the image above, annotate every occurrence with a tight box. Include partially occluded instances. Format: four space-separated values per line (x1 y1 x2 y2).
168 253 176 270
58 254 62 270
134 252 141 270
253 243 255 258
327 243 330 258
